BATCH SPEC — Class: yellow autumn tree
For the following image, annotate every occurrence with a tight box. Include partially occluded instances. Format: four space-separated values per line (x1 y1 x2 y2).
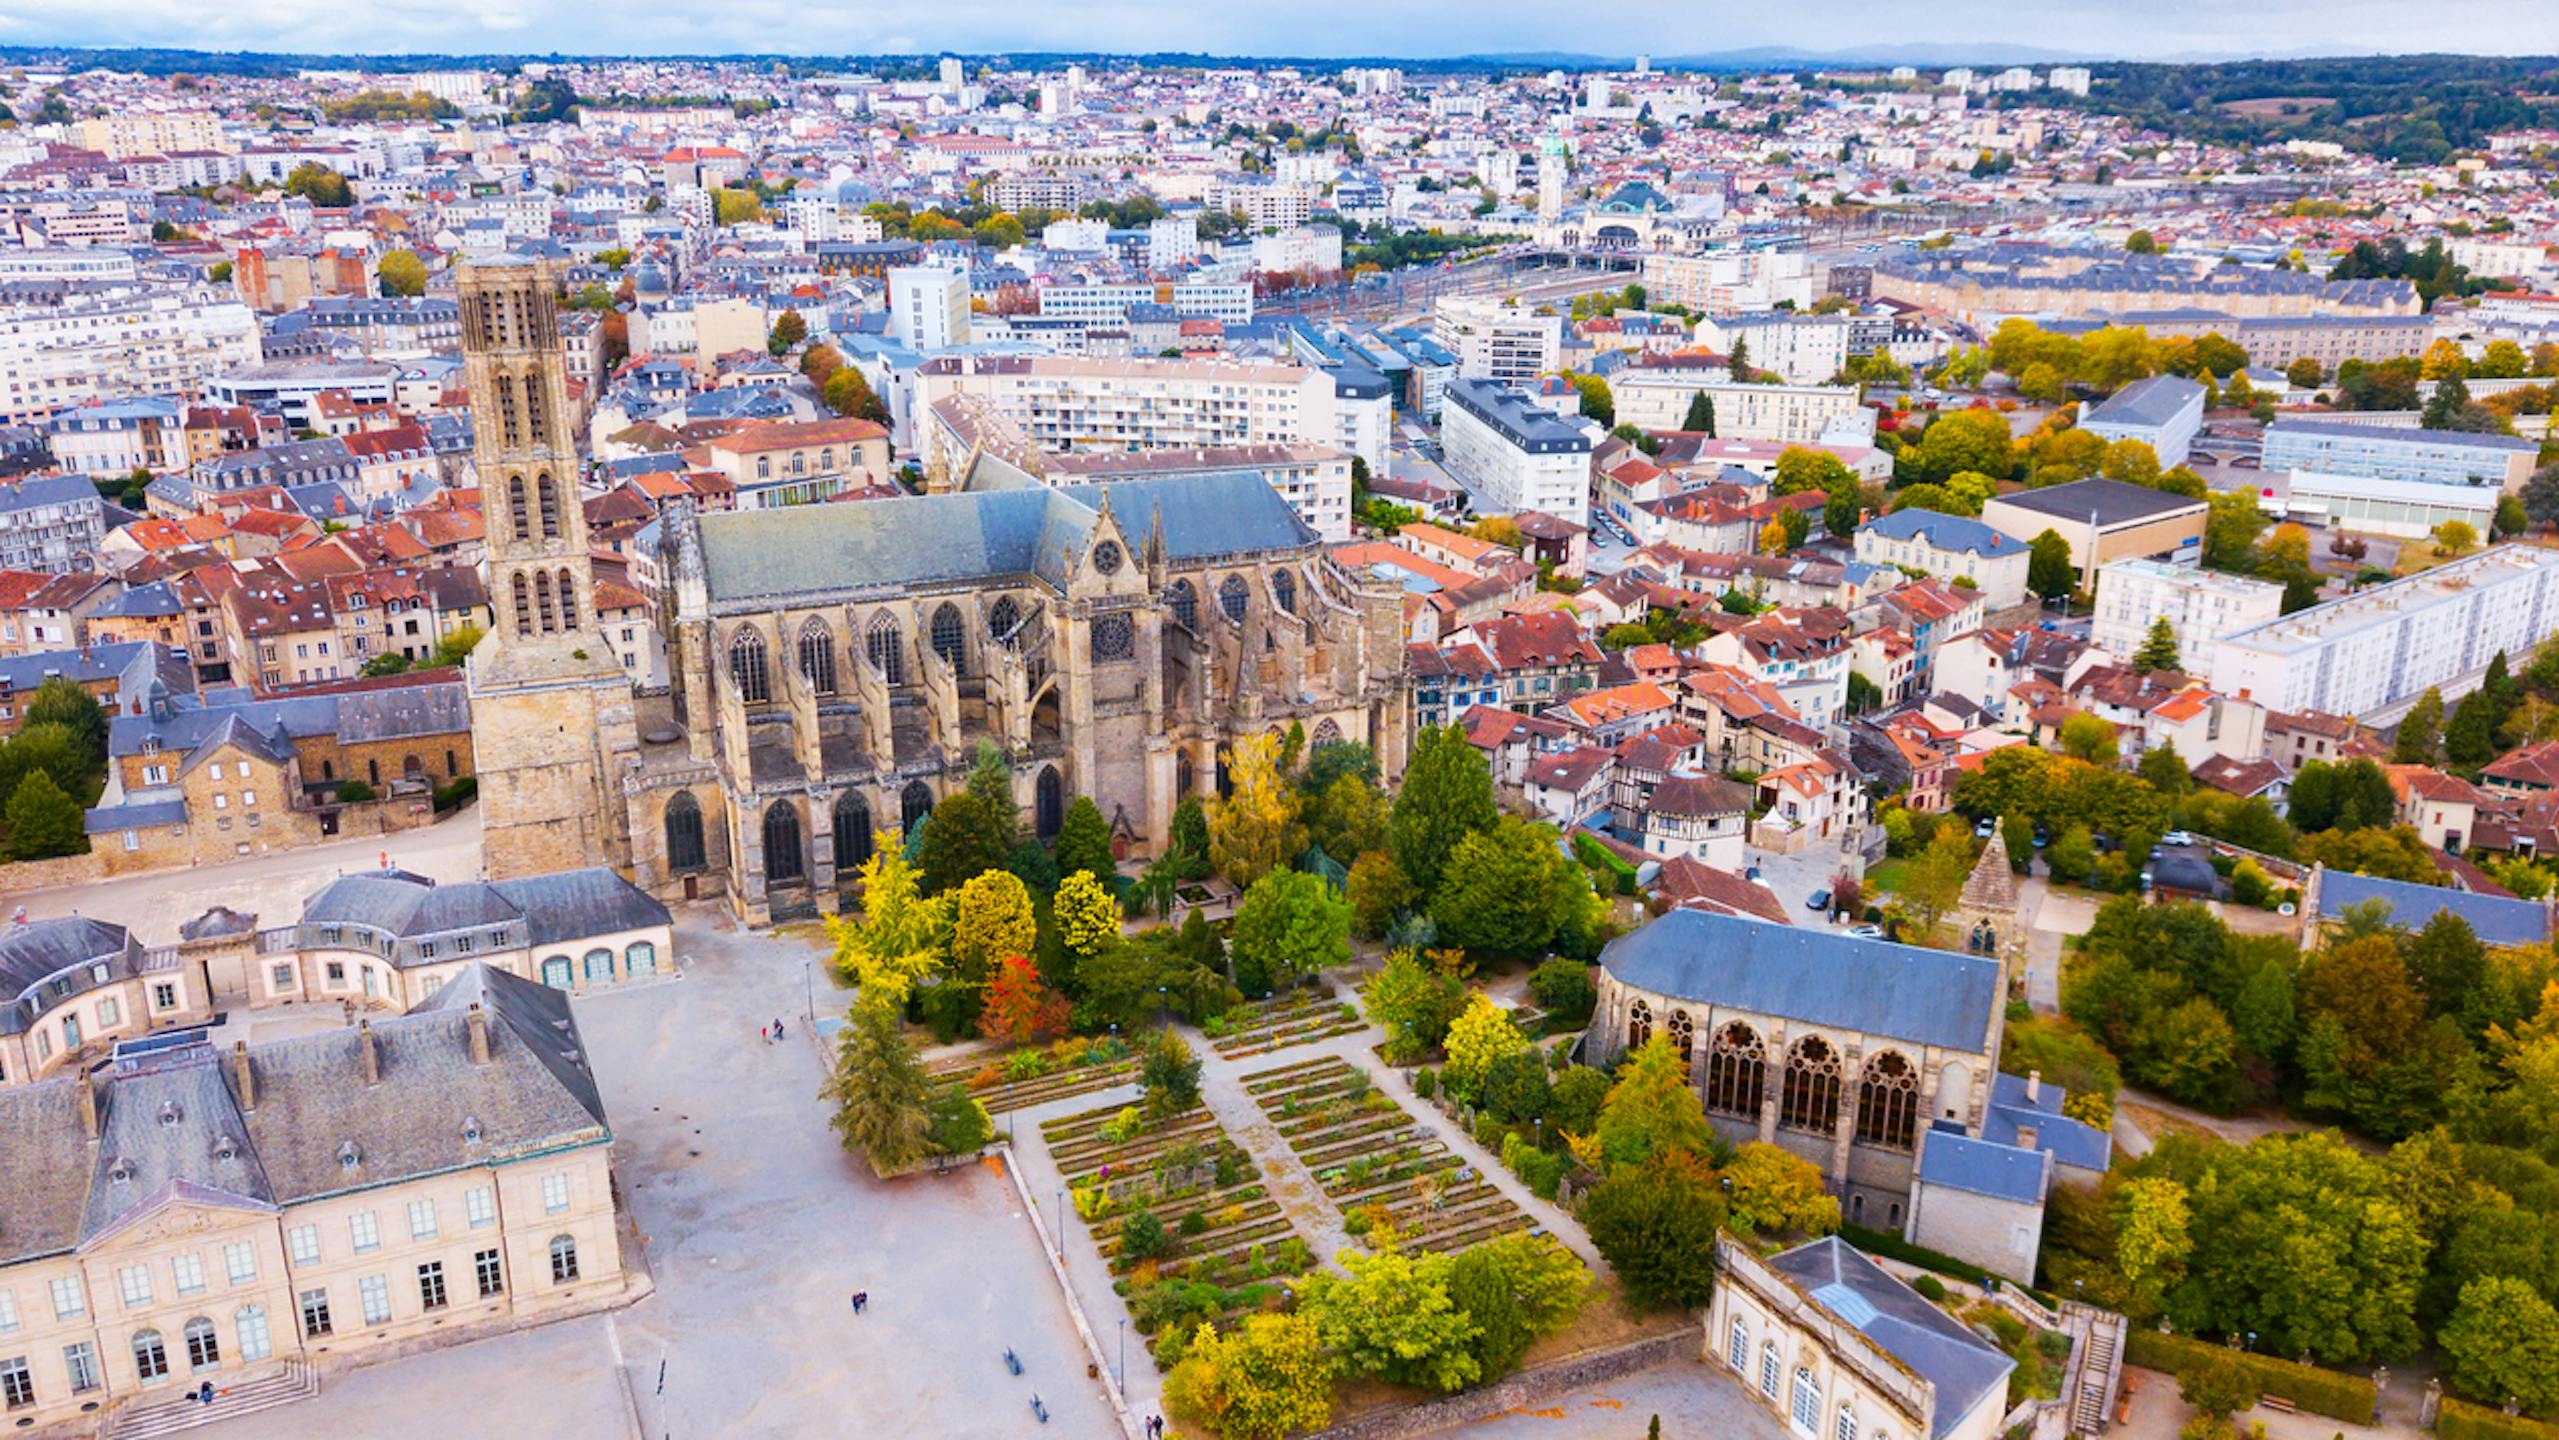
948 869 1036 986
1055 869 1121 959
825 833 950 1013
1163 1313 1333 1440
1757 516 1789 555
1207 732 1305 889
1443 993 1532 1103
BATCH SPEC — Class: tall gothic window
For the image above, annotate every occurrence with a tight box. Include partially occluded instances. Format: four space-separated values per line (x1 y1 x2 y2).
1627 999 1652 1053
730 628 770 703
1856 1051 1921 1150
1313 718 1344 748
833 792 873 873
930 603 966 677
1780 1036 1844 1134
868 613 905 686
1668 1009 1695 1067
1035 767 1065 840
510 573 532 637
797 620 836 694
762 802 803 885
521 374 547 449
534 570 558 634
554 568 577 630
535 474 562 541
1272 569 1298 614
1219 575 1250 624
900 780 935 834
988 596 1022 647
1705 1023 1766 1119
1166 580 1198 630
663 792 706 872
506 475 530 544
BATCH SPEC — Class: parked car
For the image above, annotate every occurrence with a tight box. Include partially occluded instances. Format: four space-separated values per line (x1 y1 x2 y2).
1973 817 1995 839
1806 889 1832 912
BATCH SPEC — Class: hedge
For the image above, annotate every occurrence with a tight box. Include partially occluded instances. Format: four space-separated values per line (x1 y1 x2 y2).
2121 1330 2374 1423
2440 1400 2559 1440
1838 1225 2059 1310
1571 832 1639 896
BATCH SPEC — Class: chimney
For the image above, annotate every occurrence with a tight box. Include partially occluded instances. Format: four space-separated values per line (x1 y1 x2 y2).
2015 1122 2040 1152
466 1003 490 1065
358 1020 380 1086
77 1077 98 1140
231 1040 256 1110
2025 1069 2042 1102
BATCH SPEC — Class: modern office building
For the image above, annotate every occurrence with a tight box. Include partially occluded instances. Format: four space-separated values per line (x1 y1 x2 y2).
1980 478 2208 591
1431 296 1563 386
2274 470 2503 541
2260 418 2539 491
2092 558 2284 667
2209 544 2559 718
887 264 970 352
1439 378 1594 525
2078 374 2206 467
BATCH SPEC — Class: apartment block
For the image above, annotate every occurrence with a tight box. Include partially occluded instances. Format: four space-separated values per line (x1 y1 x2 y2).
2091 558 2283 667
2261 418 2539 491
1440 378 1594 526
1611 371 1865 443
912 355 1336 475
1431 296 1563 386
0 288 263 427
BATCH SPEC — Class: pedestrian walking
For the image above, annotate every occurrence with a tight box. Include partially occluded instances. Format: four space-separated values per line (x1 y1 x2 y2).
774 1017 787 1041
850 1290 868 1314
760 1024 770 1044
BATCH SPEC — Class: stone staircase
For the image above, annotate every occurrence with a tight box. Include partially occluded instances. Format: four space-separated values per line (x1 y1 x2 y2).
104 1361 318 1440
2065 1303 2127 1435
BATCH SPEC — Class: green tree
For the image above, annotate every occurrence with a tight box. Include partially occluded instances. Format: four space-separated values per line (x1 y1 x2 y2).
1052 795 1114 883
1579 1162 1726 1310
2441 1276 2559 1414
376 248 426 297
1300 1245 1482 1392
1346 849 1415 941
427 624 485 669
2028 529 2075 601
1207 732 1304 889
1430 816 1588 957
1681 391 1717 435
1727 334 1750 380
282 161 353 206
914 790 1012 894
22 676 105 769
2286 356 2325 389
767 308 808 355
2059 713 2119 766
2180 1353 2255 1419
1443 1233 1591 1378
821 1002 933 1173
1908 407 2015 483
2394 688 2445 764
1363 947 1467 1063
2132 616 2182 673
1720 1141 1841 1237
713 187 765 225
2113 1175 2194 1318
1163 1313 1334 1440
2138 740 2193 795
2125 228 2160 255
822 365 890 423
1141 1029 1203 1118
3 769 84 859
1229 870 1351 994
1390 725 1497 896
2528 463 2559 533
1567 373 1614 427
1594 1035 1717 1170
1443 993 1533 1102
2202 490 2268 573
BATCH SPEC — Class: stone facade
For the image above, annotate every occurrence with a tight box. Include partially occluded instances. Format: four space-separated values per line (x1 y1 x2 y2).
460 257 639 882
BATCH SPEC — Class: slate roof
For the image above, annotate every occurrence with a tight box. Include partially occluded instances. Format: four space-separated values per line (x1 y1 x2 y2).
1860 508 2026 559
2082 374 2204 431
1916 1129 2050 1205
2320 869 2551 947
1980 1071 2111 1174
1767 1237 2015 1440
691 467 1315 607
0 918 143 1034
1597 909 2000 1052
1988 477 2202 528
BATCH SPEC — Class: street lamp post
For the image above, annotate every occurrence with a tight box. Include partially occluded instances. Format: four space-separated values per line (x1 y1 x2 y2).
1117 1318 1127 1391
802 957 814 1029
1055 1188 1065 1258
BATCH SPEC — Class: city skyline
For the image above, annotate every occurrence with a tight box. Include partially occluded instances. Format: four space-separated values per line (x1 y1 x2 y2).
4 0 2559 64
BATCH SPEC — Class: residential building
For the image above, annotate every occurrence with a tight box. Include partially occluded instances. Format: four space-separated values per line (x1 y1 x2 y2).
1457 610 1605 711
0 475 112 574
1611 369 1865 443
912 356 1336 478
2077 374 2205 468
1431 297 1562 386
1853 510 2031 609
2210 544 2559 720
1041 443 1354 543
1439 379 1593 526
694 419 894 510
2091 558 2283 666
0 287 263 427
2261 418 2539 491
887 265 970 352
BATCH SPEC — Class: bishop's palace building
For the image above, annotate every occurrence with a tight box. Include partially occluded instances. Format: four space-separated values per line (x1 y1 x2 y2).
462 257 1412 922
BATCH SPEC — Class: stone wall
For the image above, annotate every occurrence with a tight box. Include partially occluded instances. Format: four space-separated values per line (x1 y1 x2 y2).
0 850 102 894
1304 1326 1703 1440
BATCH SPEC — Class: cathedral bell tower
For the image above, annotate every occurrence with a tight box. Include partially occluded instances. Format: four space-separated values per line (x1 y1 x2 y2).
460 256 635 879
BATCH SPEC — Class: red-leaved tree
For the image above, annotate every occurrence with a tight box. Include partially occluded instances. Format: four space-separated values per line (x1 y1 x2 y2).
978 954 1070 1045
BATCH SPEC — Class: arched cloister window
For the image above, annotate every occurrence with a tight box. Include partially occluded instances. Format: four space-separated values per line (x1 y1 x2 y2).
1856 1051 1920 1150
133 1329 168 1383
1035 766 1065 840
1780 1035 1844 1134
798 620 836 694
1668 1009 1695 1067
868 612 905 686
1705 1022 1766 1119
930 603 966 676
988 595 1022 647
1166 580 1199 630
1312 718 1344 748
730 627 770 703
762 802 803 885
1219 574 1249 624
834 792 872 872
900 780 935 834
183 1317 219 1372
664 792 706 872
1272 568 1298 614
1626 998 1652 1053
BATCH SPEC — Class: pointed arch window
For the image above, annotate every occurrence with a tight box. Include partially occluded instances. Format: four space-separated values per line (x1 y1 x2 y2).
1705 1022 1766 1119
510 573 532 637
1780 1036 1844 1134
930 603 966 677
988 596 1022 647
730 627 770 703
834 792 873 872
1166 580 1199 631
762 802 803 885
1626 998 1652 1053
1272 568 1298 614
1668 1009 1695 1066
534 569 558 634
1855 1051 1920 1150
900 780 935 834
664 792 706 872
1219 574 1250 624
868 612 905 686
506 474 530 543
535 474 562 540
798 620 836 694
555 568 577 630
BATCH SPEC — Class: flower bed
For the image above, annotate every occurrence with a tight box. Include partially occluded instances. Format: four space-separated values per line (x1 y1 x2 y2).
1242 1056 1534 1256
1203 987 1366 1058
927 1036 1136 1113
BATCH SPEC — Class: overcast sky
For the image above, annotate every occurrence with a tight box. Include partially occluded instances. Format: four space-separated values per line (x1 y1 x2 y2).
3 0 2558 61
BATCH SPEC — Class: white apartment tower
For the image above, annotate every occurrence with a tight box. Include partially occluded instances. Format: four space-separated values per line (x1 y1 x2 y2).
888 264 970 353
